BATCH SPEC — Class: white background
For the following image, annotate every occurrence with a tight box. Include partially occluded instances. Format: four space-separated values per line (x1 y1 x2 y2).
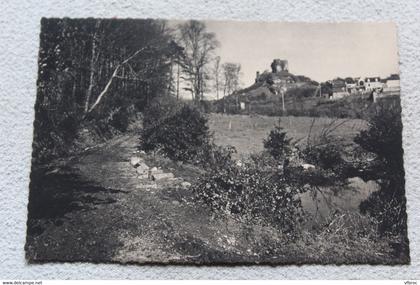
0 0 419 279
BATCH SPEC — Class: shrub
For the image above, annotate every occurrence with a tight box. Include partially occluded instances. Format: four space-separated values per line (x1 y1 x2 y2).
263 123 292 160
32 108 80 163
295 117 355 184
355 108 403 173
196 143 237 169
295 210 407 264
192 156 304 234
301 143 343 171
140 104 211 163
285 86 318 99
355 107 407 237
359 181 406 236
109 108 130 132
142 95 182 130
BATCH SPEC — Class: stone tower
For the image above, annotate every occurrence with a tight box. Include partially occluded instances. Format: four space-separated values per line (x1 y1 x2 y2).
271 59 289 73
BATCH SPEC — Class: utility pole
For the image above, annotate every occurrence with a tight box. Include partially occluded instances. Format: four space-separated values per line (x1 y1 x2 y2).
214 56 220 100
280 86 286 113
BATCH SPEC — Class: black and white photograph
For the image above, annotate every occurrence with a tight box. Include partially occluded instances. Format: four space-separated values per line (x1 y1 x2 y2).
25 18 408 265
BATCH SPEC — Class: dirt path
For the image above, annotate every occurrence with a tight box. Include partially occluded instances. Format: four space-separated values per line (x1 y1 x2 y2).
80 134 235 263
27 131 279 264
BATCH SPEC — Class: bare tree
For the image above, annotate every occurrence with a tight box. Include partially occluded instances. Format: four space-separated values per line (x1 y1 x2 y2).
222 62 241 96
84 19 102 113
177 20 219 102
213 56 221 100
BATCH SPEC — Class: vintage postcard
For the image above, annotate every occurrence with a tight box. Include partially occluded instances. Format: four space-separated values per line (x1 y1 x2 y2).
26 19 408 264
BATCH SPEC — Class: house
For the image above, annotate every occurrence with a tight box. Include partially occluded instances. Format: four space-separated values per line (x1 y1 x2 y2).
332 78 346 92
383 74 400 96
363 77 383 91
344 77 358 94
322 73 399 101
384 74 400 89
385 79 400 89
330 78 349 99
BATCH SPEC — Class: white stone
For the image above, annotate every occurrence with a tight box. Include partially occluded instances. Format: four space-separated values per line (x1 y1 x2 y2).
181 181 192 188
137 173 149 180
301 163 316 170
136 164 149 175
130 156 142 167
151 172 174 180
150 167 163 175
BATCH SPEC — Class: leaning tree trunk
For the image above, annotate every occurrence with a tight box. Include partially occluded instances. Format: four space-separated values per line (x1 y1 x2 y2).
84 20 101 113
86 45 150 114
87 64 121 114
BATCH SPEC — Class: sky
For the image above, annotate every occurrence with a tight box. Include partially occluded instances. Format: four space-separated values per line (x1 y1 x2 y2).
169 20 399 98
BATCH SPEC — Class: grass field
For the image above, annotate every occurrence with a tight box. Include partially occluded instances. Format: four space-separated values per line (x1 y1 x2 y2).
208 113 376 226
208 113 367 158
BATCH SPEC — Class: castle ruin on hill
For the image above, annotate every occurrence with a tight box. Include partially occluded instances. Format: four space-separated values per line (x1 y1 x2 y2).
271 59 289 73
255 59 313 88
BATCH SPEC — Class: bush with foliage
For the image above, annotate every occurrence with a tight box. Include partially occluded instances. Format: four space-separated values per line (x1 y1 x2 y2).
142 95 182 130
140 103 212 163
355 107 407 237
193 155 304 234
32 106 80 163
263 124 292 160
285 86 318 99
197 143 238 169
301 141 343 171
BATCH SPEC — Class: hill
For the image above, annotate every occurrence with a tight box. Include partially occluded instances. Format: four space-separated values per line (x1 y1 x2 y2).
211 63 400 119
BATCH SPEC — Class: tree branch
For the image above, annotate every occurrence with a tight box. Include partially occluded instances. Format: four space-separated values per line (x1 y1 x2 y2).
86 45 151 114
87 64 121 113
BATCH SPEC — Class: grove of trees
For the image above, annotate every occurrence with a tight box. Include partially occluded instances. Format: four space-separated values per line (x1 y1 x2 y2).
33 19 241 162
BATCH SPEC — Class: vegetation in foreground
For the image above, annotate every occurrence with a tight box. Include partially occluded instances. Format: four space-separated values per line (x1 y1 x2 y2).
138 99 409 263
27 96 408 264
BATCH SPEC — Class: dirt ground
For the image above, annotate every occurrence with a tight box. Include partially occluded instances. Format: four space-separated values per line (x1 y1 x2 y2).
26 133 291 264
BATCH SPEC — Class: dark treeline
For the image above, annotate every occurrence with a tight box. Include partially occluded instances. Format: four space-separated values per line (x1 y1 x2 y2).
32 19 244 163
33 18 183 162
